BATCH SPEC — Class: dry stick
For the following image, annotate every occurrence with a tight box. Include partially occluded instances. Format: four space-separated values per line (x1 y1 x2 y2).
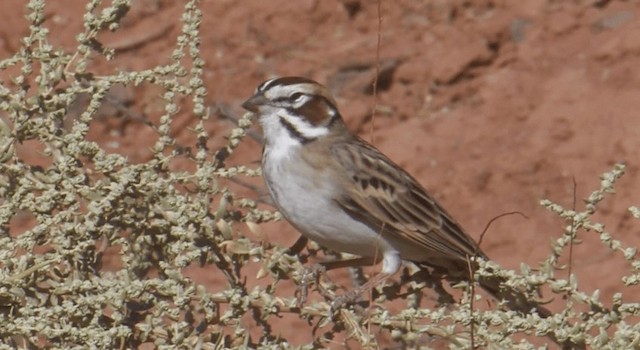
369 0 383 145
110 22 174 52
214 102 264 144
567 177 577 286
477 211 528 248
477 212 586 349
363 1 383 343
364 221 386 343
466 255 476 350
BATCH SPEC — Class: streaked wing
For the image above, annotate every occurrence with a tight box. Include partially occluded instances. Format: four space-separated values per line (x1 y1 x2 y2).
331 136 485 267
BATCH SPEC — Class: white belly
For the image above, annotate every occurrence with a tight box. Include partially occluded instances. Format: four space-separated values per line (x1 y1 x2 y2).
262 147 393 259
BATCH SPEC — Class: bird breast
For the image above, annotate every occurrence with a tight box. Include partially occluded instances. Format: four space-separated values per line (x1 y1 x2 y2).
262 144 395 259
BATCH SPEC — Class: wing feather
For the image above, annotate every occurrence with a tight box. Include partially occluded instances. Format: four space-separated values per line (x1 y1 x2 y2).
332 136 486 270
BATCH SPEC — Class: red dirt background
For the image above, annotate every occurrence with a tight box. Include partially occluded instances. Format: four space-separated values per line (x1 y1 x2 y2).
2 0 639 348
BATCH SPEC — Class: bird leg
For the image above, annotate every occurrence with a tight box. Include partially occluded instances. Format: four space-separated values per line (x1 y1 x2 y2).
312 255 395 311
330 271 391 312
297 255 389 307
285 236 309 255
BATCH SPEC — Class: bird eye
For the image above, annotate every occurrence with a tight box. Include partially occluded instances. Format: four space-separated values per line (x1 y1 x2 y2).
290 92 305 102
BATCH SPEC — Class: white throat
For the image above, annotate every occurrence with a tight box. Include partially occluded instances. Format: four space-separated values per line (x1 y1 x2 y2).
261 113 301 161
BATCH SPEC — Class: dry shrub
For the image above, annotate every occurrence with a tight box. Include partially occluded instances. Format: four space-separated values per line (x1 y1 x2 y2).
0 1 638 349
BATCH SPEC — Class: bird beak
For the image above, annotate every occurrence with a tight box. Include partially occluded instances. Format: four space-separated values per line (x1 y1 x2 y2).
242 93 268 113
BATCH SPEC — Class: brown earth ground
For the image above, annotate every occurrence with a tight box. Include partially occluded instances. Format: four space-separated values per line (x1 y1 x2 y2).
2 0 640 348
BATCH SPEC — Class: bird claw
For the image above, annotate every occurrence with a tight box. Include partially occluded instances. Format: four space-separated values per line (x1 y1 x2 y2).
296 263 364 314
296 263 326 306
329 289 361 314
296 262 370 315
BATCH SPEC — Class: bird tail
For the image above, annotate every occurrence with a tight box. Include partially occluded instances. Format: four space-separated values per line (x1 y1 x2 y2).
413 258 552 316
413 261 585 349
476 274 552 318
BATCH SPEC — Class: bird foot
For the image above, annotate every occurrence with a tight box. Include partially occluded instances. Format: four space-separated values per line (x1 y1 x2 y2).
296 263 327 306
329 289 362 314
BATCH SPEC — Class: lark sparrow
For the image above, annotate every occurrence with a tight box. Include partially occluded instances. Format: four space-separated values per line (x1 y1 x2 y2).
242 76 548 317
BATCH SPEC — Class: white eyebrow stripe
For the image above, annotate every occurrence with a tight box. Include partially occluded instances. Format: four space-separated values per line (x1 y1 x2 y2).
264 83 317 100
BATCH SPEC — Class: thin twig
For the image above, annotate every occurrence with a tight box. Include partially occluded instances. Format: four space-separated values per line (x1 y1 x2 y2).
567 177 577 285
466 256 475 350
477 211 528 248
369 0 383 145
213 102 264 144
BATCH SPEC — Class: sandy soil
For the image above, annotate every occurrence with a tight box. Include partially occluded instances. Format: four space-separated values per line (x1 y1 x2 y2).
1 0 639 348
